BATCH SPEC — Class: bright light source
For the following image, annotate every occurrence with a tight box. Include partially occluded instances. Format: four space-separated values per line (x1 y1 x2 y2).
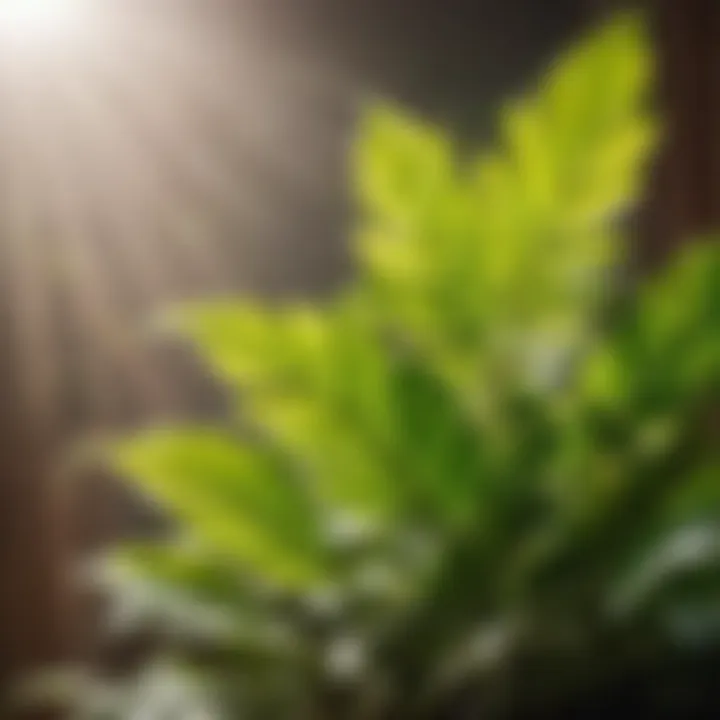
0 0 90 51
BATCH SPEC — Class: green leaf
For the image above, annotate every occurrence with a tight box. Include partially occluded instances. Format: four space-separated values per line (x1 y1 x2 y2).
162 300 326 394
353 12 657 403
163 298 489 530
113 428 326 590
578 239 720 423
355 104 455 225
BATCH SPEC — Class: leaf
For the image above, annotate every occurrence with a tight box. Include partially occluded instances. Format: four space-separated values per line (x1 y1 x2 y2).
578 239 720 424
163 298 489 530
609 522 720 620
103 541 253 613
167 300 401 521
162 300 326 394
355 104 455 226
353 12 657 403
113 428 326 590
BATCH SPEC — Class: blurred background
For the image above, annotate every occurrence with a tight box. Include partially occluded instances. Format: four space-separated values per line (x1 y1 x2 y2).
0 0 717 717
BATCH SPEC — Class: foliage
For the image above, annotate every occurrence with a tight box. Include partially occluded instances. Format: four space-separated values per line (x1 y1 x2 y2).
94 13 718 719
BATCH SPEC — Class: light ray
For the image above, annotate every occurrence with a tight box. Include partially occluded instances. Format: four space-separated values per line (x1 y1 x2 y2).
0 0 355 425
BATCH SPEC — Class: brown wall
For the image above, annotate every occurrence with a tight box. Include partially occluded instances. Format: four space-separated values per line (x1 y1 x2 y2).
643 0 720 264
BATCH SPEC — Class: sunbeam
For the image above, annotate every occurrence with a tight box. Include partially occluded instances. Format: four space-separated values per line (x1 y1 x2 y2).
0 0 356 430
0 0 94 50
